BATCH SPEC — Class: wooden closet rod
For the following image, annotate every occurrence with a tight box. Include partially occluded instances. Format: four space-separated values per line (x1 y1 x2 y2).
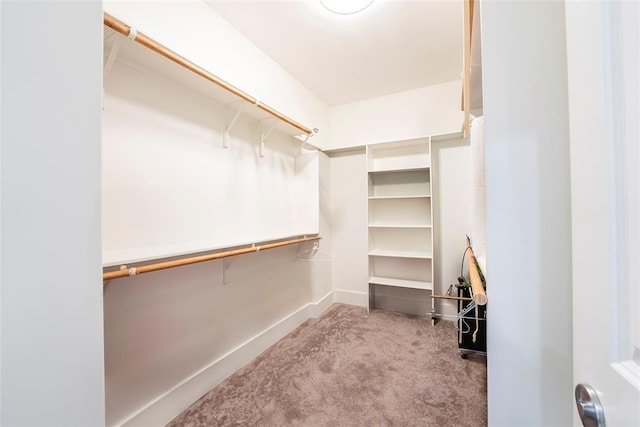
430 294 473 302
467 243 487 306
103 13 313 136
103 235 321 281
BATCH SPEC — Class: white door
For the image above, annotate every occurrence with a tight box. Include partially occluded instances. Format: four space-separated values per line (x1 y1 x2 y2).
566 1 640 426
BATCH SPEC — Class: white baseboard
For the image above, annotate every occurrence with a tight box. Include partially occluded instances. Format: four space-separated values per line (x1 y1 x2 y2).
309 291 335 318
333 289 368 307
119 291 334 427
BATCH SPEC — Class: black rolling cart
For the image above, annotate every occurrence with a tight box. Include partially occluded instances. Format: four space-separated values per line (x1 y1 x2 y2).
429 237 487 358
457 284 486 358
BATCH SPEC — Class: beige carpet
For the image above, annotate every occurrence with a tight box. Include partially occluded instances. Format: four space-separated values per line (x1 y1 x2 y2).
168 303 487 426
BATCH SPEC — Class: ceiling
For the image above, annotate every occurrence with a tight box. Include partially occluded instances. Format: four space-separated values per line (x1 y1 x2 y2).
204 0 463 106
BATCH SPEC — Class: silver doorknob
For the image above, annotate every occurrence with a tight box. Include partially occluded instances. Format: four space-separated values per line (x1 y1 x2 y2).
575 384 606 427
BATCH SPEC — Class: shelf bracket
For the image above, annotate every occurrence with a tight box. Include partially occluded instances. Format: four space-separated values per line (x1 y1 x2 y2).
223 107 243 149
297 128 319 156
103 36 124 87
259 119 277 158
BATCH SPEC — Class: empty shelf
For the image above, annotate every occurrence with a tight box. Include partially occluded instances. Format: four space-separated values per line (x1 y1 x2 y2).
368 249 433 259
368 195 430 200
368 166 430 173
368 224 431 229
369 276 433 290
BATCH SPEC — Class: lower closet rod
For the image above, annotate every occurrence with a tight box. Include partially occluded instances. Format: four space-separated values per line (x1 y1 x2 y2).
103 235 321 281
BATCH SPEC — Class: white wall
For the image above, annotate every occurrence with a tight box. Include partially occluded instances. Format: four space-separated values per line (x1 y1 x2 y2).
481 1 573 426
111 146 330 426
102 48 320 264
329 140 471 316
329 81 470 314
104 241 332 426
329 150 369 306
328 85 469 312
104 0 329 150
104 143 332 426
101 2 333 425
0 2 105 426
314 152 334 302
328 80 464 150
431 137 471 318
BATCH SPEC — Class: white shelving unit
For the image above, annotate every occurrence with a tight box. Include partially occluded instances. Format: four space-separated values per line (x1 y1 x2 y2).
367 137 434 312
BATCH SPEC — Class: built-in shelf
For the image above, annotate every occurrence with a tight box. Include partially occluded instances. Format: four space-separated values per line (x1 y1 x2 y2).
368 170 430 198
369 249 433 259
368 195 430 200
367 137 430 172
368 194 431 226
368 166 430 174
369 276 433 290
367 137 434 313
368 224 431 229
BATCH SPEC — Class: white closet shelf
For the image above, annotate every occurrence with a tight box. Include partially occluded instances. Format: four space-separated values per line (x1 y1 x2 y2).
369 276 433 290
103 233 320 267
368 195 430 200
102 234 322 280
430 130 464 142
368 249 433 259
368 166 430 174
103 14 319 148
368 224 432 229
367 137 431 151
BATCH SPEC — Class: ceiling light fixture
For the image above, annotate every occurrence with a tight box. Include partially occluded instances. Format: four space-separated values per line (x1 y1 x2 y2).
320 0 374 15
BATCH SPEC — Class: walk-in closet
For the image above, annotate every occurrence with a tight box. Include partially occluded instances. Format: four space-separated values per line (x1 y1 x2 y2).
3 0 638 426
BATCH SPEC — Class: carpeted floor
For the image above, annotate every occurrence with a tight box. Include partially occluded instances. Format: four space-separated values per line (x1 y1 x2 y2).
168 303 487 426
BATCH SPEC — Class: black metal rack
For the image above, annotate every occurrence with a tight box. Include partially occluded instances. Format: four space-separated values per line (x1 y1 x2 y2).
457 285 486 358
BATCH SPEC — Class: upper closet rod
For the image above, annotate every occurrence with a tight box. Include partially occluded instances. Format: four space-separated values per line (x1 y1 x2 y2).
103 13 313 136
103 235 322 281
